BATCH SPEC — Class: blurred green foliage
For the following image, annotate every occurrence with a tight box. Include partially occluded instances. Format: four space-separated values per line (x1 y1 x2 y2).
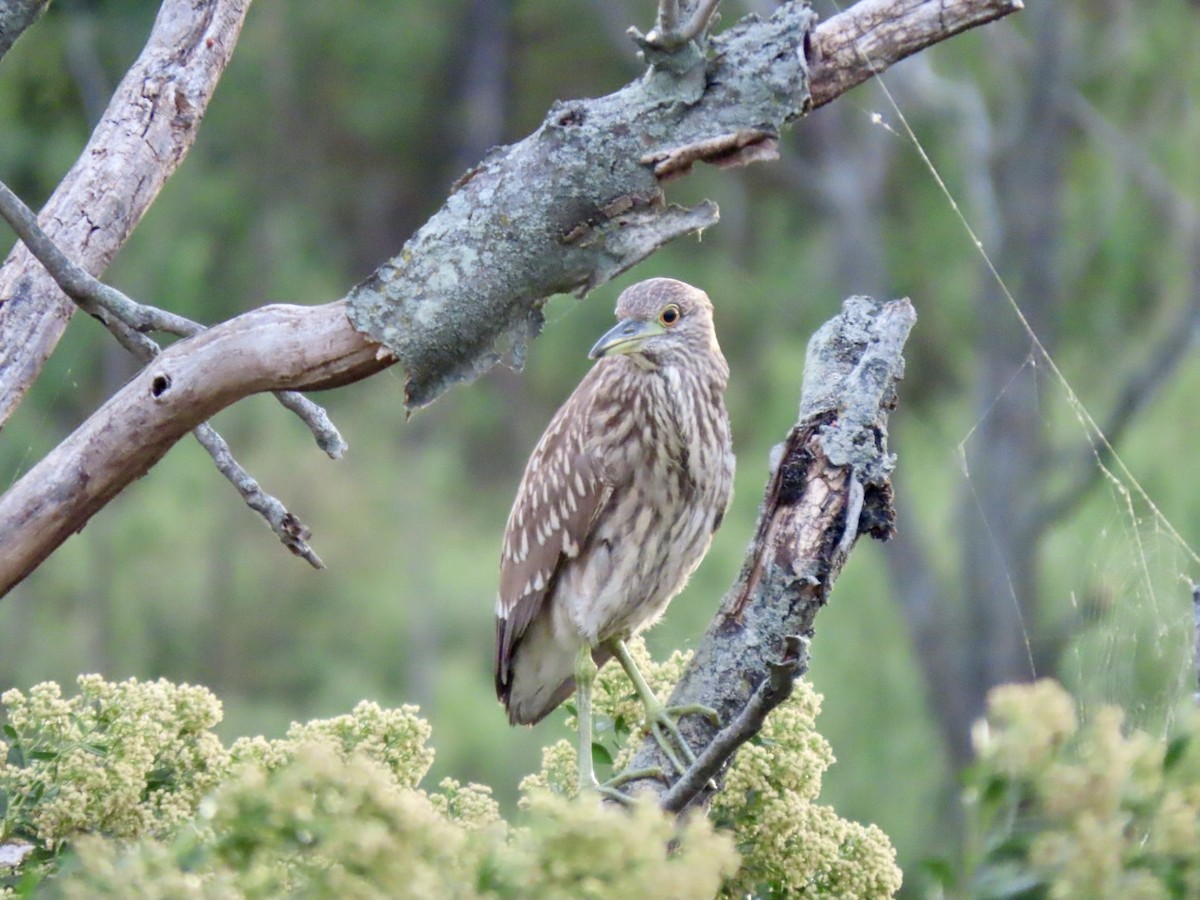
2 0 1200 892
951 679 1200 899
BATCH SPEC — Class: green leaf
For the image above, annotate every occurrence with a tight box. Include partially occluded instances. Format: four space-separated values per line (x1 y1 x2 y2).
2 725 17 742
5 745 23 768
1164 734 1189 771
145 767 175 790
590 742 613 768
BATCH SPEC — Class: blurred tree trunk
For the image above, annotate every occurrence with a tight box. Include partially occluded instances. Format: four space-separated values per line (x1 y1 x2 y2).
883 2 1070 766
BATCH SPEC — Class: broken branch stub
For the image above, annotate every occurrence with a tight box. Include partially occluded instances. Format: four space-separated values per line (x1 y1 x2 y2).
347 3 816 409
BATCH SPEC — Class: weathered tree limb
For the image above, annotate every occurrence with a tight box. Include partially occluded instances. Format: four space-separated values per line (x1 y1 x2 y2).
0 0 49 61
616 296 915 811
659 635 810 813
0 0 1018 597
0 301 379 595
0 0 251 429
807 0 1022 109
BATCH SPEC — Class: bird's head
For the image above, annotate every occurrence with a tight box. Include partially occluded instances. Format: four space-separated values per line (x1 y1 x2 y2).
588 278 719 369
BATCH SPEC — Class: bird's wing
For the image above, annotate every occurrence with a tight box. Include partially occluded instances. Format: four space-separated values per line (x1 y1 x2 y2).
494 390 611 698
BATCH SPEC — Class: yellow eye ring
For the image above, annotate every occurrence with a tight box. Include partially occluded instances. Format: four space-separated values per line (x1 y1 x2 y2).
659 304 682 327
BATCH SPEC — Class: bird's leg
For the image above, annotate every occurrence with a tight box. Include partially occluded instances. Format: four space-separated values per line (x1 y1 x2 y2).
607 638 719 776
574 643 602 795
574 644 669 802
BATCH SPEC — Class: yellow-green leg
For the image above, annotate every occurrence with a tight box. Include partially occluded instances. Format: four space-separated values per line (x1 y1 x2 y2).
574 644 667 802
574 644 601 794
607 638 719 776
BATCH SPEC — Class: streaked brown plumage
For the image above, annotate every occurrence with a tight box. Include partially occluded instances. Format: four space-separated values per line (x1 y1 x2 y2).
494 278 734 766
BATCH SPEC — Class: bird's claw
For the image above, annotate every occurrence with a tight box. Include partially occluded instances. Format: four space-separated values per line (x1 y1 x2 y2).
580 767 669 805
646 702 719 776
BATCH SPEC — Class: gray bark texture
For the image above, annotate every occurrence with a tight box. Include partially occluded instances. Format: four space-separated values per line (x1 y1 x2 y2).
347 0 1022 410
347 4 816 408
0 0 49 60
619 296 915 811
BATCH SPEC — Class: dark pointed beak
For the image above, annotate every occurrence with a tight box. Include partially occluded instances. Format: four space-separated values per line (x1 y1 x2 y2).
588 318 665 360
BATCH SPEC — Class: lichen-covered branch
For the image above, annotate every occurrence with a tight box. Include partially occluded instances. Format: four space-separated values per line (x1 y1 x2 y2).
0 0 251 428
0 0 49 60
616 296 916 811
347 0 1019 410
347 3 816 408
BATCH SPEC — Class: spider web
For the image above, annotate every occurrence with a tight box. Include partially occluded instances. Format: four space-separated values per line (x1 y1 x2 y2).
868 68 1199 735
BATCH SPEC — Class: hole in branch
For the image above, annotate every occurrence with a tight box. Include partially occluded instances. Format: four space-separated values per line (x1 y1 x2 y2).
151 374 172 397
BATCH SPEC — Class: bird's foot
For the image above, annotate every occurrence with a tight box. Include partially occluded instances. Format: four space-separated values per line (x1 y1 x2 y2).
579 767 670 805
645 702 719 776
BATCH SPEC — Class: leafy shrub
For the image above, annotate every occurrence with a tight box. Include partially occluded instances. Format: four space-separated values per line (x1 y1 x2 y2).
0 643 900 898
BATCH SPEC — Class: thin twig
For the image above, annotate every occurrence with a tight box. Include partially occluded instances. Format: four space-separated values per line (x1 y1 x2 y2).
271 391 349 459
192 424 324 568
0 177 333 566
677 0 721 44
660 635 810 814
636 0 720 50
0 181 200 337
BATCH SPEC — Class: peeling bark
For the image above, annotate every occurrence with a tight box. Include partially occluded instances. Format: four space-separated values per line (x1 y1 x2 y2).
347 4 816 408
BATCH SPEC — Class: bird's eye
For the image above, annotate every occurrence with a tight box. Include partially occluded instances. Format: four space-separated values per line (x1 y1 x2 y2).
659 304 682 327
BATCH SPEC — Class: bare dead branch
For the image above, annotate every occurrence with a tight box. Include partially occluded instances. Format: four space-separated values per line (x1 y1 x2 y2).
0 180 201 338
611 297 914 811
191 423 325 568
0 302 383 595
0 0 252 428
808 0 1024 109
0 177 343 562
0 177 347 459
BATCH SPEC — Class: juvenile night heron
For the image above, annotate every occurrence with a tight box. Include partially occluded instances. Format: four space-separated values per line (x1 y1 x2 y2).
495 277 734 792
